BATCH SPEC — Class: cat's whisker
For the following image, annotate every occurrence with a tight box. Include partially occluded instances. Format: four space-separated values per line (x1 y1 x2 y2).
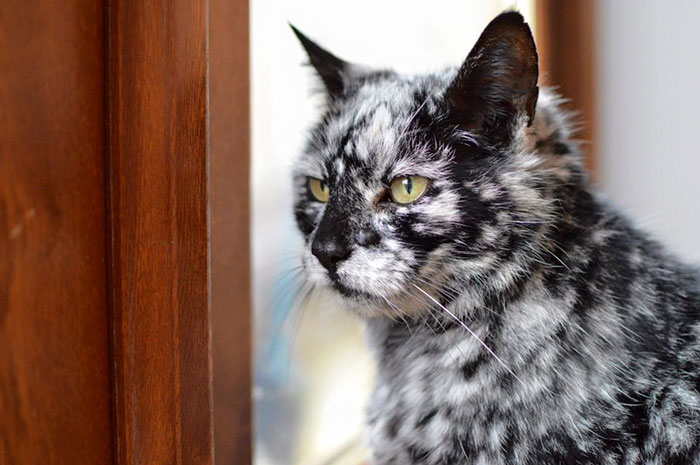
401 284 497 369
543 247 571 272
257 257 303 276
264 283 302 342
406 293 454 343
399 98 430 140
285 283 317 361
411 283 524 386
399 286 450 335
412 274 503 322
381 297 417 338
269 267 306 308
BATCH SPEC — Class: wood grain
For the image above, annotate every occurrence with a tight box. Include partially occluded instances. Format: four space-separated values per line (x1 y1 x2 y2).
210 0 252 462
536 0 598 177
0 1 113 463
107 1 214 464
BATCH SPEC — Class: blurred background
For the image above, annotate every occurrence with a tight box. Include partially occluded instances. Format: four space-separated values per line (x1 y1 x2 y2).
597 1 700 263
251 1 700 464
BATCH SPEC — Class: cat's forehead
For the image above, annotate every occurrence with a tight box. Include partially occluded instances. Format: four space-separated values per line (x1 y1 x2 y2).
341 72 451 131
301 72 453 181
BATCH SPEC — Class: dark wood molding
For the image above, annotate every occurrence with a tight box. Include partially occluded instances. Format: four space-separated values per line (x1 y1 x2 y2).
536 0 598 177
1 1 251 462
0 1 113 463
210 0 253 463
106 1 214 463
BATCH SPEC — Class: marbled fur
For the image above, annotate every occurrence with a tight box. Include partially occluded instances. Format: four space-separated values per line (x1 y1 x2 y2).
291 12 700 464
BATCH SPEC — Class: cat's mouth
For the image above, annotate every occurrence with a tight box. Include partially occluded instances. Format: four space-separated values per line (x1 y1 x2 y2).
324 267 443 319
327 270 383 301
302 245 431 315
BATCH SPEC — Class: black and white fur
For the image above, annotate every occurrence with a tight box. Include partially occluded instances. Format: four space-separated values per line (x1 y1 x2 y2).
290 12 700 464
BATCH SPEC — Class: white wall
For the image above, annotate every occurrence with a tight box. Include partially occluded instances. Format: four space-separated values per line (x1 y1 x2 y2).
598 0 700 262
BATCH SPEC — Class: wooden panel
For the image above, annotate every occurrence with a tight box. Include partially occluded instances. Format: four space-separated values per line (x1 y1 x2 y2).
536 0 598 176
107 1 214 464
0 1 113 464
209 0 252 462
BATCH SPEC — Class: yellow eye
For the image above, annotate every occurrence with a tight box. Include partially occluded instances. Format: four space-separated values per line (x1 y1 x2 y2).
389 176 429 204
308 177 330 202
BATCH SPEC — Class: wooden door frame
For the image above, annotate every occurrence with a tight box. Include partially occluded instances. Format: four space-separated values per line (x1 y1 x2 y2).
536 0 597 177
0 2 113 463
107 0 251 463
1 0 252 462
107 0 214 463
210 0 252 463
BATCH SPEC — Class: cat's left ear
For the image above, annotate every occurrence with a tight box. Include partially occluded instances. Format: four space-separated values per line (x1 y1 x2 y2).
446 12 539 145
290 25 362 100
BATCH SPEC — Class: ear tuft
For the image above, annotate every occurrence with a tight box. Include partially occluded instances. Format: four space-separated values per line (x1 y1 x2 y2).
446 11 539 145
290 24 353 99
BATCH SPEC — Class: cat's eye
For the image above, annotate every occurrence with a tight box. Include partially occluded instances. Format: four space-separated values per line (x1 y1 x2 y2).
308 177 330 202
389 175 429 204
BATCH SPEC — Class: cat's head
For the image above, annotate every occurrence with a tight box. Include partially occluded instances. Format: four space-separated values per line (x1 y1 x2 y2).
292 12 581 318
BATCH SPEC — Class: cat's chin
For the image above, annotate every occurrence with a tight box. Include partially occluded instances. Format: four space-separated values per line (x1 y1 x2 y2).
321 282 386 318
302 279 389 318
321 281 427 320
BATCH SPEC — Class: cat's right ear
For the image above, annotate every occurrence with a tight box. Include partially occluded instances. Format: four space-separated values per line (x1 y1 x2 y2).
446 12 539 146
290 25 360 99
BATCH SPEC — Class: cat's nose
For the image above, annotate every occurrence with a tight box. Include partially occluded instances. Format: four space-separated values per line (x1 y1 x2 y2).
311 236 352 273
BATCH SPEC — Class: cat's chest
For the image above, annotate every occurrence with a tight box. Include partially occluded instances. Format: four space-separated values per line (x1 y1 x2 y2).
364 324 527 464
363 320 582 465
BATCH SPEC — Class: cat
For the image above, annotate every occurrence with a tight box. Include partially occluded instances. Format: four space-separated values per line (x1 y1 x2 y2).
290 12 700 464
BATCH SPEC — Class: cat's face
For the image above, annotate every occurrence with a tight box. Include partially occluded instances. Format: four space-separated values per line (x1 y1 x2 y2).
292 13 553 317
294 75 465 316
